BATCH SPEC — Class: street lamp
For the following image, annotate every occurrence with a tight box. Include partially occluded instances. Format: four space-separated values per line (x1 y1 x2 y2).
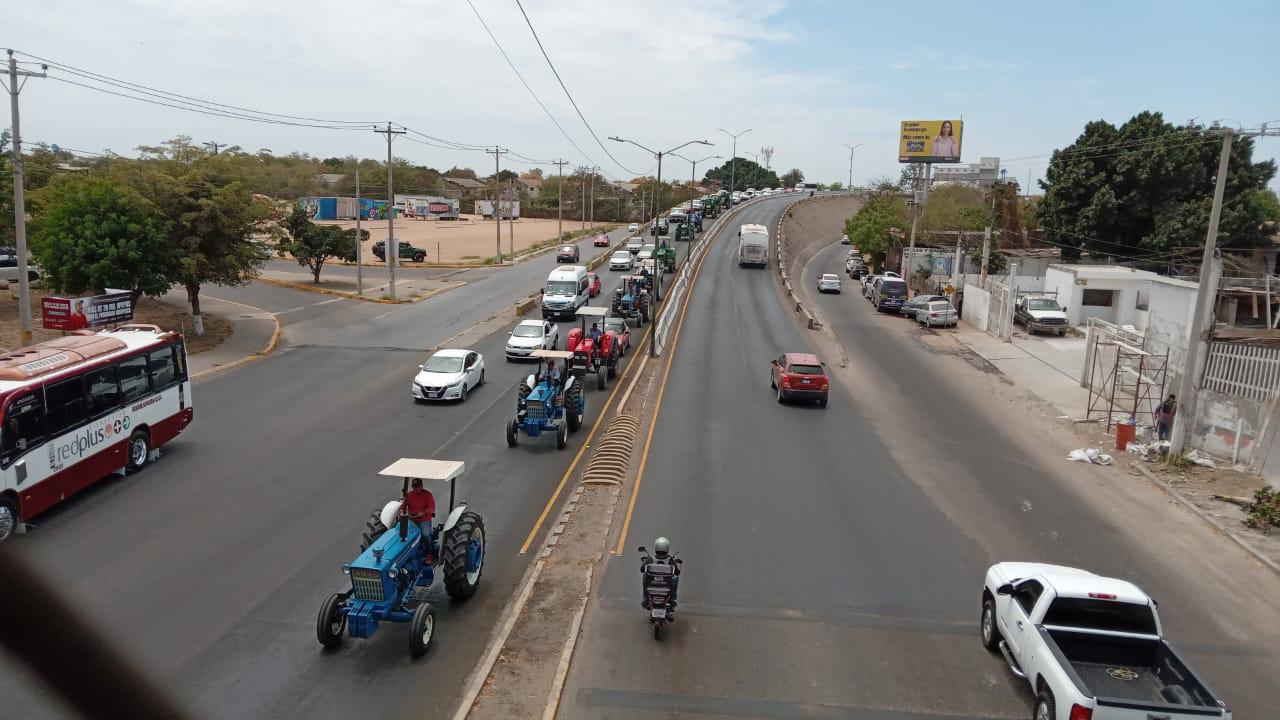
672 152 721 234
844 140 865 189
609 135 712 357
718 128 751 203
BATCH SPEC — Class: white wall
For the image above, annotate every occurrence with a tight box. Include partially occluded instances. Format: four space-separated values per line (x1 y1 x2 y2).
1044 268 1157 327
1043 268 1077 322
1143 280 1198 384
961 283 991 332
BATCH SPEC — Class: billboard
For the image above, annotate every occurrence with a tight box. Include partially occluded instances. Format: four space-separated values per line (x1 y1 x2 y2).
899 120 963 163
42 290 135 331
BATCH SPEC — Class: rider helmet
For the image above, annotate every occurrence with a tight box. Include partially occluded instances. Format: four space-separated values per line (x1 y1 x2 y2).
653 537 671 558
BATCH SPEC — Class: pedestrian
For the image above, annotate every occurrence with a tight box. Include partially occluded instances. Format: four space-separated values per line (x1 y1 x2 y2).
1155 394 1177 441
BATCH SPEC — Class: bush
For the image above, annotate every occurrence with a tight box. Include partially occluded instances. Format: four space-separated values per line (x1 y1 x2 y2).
1243 487 1280 535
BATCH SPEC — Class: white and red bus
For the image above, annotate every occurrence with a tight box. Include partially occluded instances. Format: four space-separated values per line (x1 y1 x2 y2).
0 324 194 541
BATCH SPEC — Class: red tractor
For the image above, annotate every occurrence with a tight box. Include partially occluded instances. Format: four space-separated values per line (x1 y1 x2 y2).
565 306 611 391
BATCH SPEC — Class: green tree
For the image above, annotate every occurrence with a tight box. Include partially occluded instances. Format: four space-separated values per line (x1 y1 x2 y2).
702 158 779 192
281 205 366 282
921 184 984 234
828 181 845 191
844 194 908 269
1251 188 1280 223
29 175 176 297
1038 112 1277 262
780 168 804 188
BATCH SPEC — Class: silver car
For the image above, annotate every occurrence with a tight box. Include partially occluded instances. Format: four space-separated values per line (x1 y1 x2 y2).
817 273 842 294
916 300 958 328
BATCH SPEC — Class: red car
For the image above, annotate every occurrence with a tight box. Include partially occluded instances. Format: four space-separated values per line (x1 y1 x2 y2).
770 352 829 407
587 272 602 297
556 245 580 263
602 316 631 355
592 233 610 247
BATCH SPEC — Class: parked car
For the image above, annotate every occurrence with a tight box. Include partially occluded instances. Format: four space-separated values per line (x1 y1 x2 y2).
1015 295 1069 336
916 300 958 328
556 245 580 263
881 270 902 279
840 234 850 245
626 237 645 253
593 233 611 247
627 223 640 233
372 240 427 263
817 273 842 294
586 272 602 297
982 562 1232 720
870 277 909 312
609 250 634 271
411 349 485 402
603 316 631 355
862 274 880 298
505 319 559 360
900 293 948 317
769 352 829 407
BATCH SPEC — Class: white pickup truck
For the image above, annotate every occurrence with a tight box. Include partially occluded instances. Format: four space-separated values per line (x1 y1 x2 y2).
982 563 1231 720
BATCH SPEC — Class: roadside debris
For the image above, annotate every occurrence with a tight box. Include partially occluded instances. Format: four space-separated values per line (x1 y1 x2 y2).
1126 440 1170 461
1067 448 1113 465
1183 448 1217 469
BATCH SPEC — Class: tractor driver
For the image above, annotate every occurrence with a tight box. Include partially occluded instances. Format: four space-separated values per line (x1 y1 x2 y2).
588 322 602 344
539 357 561 390
402 478 436 562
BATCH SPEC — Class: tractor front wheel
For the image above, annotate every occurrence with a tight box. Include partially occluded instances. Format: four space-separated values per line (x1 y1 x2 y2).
409 602 435 657
597 366 607 391
442 512 486 600
506 418 519 447
317 593 346 649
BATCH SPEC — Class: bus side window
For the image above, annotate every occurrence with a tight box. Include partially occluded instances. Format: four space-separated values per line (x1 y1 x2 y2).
149 346 176 389
44 376 87 438
85 366 121 418
172 342 187 381
1 392 44 465
117 355 150 403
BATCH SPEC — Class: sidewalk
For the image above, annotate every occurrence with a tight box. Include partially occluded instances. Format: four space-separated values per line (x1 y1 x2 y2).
162 291 279 378
258 269 460 302
952 323 1089 418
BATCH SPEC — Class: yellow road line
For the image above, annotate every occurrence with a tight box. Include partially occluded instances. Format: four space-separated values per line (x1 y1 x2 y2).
518 329 652 554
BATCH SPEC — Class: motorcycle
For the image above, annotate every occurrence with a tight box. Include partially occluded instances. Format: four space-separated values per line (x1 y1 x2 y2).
638 545 681 640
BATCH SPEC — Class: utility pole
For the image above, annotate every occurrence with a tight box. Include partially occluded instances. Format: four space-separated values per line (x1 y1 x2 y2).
355 170 363 295
979 179 1000 284
374 123 405 299
552 159 568 241
588 166 597 229
485 147 507 263
507 177 515 257
719 128 751 204
903 162 932 288
203 141 225 154
4 50 47 345
842 143 863 193
581 167 587 231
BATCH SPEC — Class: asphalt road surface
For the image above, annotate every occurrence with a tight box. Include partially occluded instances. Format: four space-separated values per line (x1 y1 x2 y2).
558 196 1279 718
0 223 684 718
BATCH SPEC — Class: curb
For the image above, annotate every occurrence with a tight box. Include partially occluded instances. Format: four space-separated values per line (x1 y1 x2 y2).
1131 462 1280 577
256 275 460 304
190 312 281 382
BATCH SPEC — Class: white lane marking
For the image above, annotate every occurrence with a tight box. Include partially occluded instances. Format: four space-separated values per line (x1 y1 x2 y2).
315 298 345 306
203 294 272 311
371 308 397 321
273 307 306 316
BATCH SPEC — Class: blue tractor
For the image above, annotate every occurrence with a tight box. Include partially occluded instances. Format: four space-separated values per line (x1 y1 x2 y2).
317 458 486 658
506 349 585 450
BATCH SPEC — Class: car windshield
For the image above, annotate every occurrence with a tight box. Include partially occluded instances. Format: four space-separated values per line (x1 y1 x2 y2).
881 281 907 297
512 324 543 338
613 252 630 260
546 281 577 295
1027 298 1062 311
604 319 625 332
821 275 839 281
423 355 464 372
1043 598 1157 635
788 364 824 375
560 246 575 253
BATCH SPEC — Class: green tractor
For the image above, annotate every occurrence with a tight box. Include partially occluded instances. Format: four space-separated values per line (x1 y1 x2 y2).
675 222 694 242
654 243 676 274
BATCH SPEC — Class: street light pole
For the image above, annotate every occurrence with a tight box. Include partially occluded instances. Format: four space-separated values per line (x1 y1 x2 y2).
374 123 405 299
5 50 46 345
718 128 751 203
552 159 567 241
842 143 863 191
609 136 712 358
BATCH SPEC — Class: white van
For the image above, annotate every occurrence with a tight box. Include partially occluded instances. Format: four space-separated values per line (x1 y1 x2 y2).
542 265 590 320
737 223 769 267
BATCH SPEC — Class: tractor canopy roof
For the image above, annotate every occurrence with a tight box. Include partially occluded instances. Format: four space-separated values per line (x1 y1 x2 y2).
576 306 608 319
378 458 465 482
531 349 575 360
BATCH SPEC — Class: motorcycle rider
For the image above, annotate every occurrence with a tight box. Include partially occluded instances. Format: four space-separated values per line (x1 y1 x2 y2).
640 536 680 610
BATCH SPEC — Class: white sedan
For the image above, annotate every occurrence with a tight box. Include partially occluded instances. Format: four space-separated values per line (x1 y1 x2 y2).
609 250 634 271
628 223 640 232
506 319 559 360
412 349 485 402
817 273 842 294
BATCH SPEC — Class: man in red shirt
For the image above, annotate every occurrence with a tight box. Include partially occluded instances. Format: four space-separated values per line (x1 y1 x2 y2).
402 478 436 562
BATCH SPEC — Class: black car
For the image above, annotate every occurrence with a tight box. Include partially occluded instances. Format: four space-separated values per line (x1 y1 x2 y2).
372 240 427 263
556 245 580 263
650 221 669 236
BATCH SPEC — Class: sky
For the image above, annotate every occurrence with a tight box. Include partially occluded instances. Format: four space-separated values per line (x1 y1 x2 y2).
8 0 1280 192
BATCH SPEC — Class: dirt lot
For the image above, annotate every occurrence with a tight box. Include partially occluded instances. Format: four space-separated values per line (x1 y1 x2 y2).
0 288 231 355
316 214 609 264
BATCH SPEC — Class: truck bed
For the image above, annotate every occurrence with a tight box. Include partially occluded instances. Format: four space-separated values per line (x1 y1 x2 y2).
1046 628 1225 711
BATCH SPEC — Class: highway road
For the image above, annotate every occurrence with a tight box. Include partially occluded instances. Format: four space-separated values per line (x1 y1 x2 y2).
558 196 1279 717
0 222 682 718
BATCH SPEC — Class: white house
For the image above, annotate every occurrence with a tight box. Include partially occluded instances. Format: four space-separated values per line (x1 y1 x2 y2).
1044 265 1177 327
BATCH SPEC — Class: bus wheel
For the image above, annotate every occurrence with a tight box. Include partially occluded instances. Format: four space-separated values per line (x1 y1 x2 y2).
0 497 18 542
127 430 151 473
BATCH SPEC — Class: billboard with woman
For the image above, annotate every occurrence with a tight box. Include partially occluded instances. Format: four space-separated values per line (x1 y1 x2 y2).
899 120 963 163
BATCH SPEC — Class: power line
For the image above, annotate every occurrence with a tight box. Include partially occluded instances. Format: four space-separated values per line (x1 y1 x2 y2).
512 0 649 177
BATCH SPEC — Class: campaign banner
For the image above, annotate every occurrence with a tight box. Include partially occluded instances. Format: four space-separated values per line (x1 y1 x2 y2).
42 290 135 330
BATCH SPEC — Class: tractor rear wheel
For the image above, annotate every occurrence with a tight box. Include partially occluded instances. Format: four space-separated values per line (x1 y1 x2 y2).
607 360 617 379
565 386 584 432
597 366 607 391
317 593 346 648
409 602 435 657
442 512 485 600
361 509 389 551
506 418 519 447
